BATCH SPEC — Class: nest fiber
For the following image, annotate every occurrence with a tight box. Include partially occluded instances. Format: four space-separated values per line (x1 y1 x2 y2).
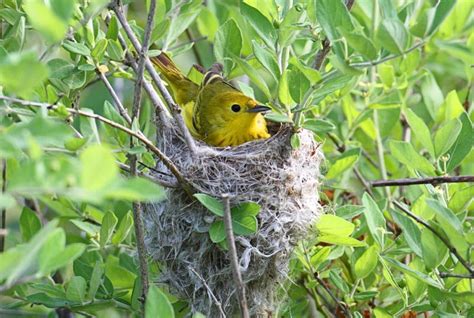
144 125 323 316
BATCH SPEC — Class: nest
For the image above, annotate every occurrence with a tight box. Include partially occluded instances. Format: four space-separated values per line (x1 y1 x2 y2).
144 124 323 317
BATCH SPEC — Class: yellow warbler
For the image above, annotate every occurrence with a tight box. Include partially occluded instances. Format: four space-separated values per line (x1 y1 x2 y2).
151 53 270 147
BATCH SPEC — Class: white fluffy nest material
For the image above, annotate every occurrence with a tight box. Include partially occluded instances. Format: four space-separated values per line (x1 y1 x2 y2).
144 125 323 316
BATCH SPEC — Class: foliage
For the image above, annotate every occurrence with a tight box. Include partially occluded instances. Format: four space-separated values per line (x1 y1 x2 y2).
0 0 473 317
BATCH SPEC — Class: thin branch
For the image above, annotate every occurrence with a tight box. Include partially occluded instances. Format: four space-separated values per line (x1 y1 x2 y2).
111 3 198 155
393 201 474 275
350 41 426 68
0 95 193 195
118 162 177 188
188 266 226 317
98 70 132 125
0 160 6 252
185 29 203 66
439 272 473 279
313 272 351 318
312 0 355 70
128 0 157 306
372 176 474 187
222 195 249 318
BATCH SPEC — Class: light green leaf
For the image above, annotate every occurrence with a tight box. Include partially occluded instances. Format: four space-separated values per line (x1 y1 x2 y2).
318 234 366 247
100 212 118 248
234 57 271 99
145 285 175 318
39 243 85 275
209 221 226 243
382 257 443 288
214 19 242 74
231 202 260 216
326 148 360 179
434 118 462 158
405 108 435 158
19 207 42 242
112 211 134 245
392 210 422 257
317 214 354 237
0 51 49 97
446 113 472 171
194 193 224 216
62 40 91 56
241 3 277 49
389 140 435 175
362 193 386 247
252 41 280 81
421 229 448 269
355 245 379 279
232 208 258 236
80 145 118 192
376 18 409 54
428 0 456 35
66 276 87 303
87 261 104 300
23 0 72 42
303 119 336 134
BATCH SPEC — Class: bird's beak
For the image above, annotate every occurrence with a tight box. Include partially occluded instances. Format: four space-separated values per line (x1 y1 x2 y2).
247 105 271 113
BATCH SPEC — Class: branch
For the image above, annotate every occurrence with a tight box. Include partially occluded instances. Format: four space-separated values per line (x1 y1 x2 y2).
313 272 351 318
350 41 425 68
128 0 157 306
312 0 355 70
98 70 132 125
371 175 474 187
393 201 474 275
0 95 193 194
439 272 473 279
118 162 177 188
0 160 6 252
222 195 249 318
111 3 198 155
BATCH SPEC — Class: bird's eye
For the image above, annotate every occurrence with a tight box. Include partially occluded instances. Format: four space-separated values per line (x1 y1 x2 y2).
231 104 241 112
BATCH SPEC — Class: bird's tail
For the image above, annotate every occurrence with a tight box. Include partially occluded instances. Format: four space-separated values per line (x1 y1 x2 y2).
150 52 199 105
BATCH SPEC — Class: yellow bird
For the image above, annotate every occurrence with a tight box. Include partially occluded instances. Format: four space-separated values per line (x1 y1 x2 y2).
151 53 270 147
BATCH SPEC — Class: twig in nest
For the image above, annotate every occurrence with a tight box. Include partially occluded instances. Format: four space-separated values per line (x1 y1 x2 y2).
393 201 474 275
372 175 474 187
222 195 249 318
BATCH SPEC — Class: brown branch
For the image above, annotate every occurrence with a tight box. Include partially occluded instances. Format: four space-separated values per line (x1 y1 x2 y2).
185 29 203 66
0 95 193 195
372 175 474 187
222 195 249 318
98 70 132 125
313 272 351 318
111 3 198 155
313 0 355 70
128 0 157 306
118 162 177 188
393 201 474 275
439 272 473 279
0 160 6 252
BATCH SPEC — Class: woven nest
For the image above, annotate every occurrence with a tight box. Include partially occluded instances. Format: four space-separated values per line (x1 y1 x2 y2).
144 124 323 317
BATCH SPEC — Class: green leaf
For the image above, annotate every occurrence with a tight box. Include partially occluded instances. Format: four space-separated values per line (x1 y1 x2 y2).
106 178 166 202
145 285 175 318
164 0 201 48
194 193 224 216
231 202 260 216
209 221 226 243
66 276 87 303
23 0 72 42
234 57 271 99
112 211 134 245
47 58 75 79
214 19 242 74
317 214 354 237
338 28 378 60
40 243 85 275
0 51 49 97
449 186 474 213
80 145 118 192
392 210 422 257
91 38 108 61
252 41 280 81
389 140 435 175
405 108 435 158
421 229 448 270
287 68 310 103
376 18 409 54
64 137 87 151
241 3 277 49
427 0 456 35
382 257 443 288
326 148 360 179
303 119 336 134
318 234 366 247
421 73 443 120
232 208 258 236
100 212 118 248
434 118 462 158
355 245 379 279
87 261 104 300
19 207 42 242
362 193 386 247
446 113 472 171
62 40 91 56
316 0 353 58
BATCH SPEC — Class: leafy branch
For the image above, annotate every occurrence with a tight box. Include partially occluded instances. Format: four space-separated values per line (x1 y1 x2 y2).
372 175 474 187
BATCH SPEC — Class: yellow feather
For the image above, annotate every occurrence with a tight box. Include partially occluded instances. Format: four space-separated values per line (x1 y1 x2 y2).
152 53 270 147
